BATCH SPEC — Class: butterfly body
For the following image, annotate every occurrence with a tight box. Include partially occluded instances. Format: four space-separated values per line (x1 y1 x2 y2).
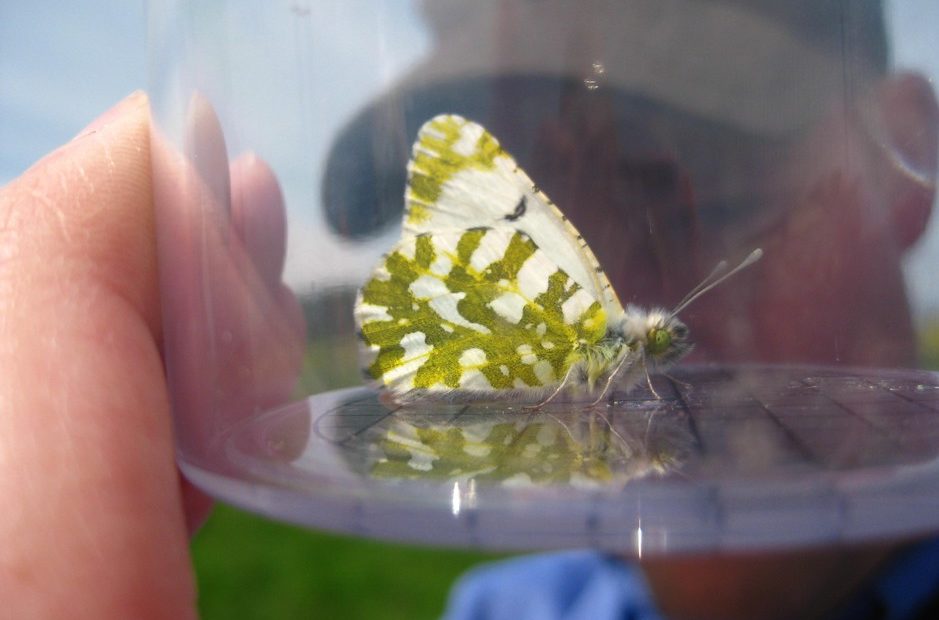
354 114 752 406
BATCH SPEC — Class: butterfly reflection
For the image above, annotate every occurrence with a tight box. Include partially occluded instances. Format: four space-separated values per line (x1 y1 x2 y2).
363 406 692 488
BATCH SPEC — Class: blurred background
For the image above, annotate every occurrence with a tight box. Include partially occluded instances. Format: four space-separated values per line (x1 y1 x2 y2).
5 1 939 325
0 2 505 618
4 1 939 618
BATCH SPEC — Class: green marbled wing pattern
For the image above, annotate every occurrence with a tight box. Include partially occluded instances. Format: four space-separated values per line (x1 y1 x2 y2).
355 227 607 398
403 114 623 315
369 418 618 485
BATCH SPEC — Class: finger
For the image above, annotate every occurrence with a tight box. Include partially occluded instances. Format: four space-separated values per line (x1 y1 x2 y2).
180 475 215 535
230 152 287 287
152 95 308 459
0 92 197 618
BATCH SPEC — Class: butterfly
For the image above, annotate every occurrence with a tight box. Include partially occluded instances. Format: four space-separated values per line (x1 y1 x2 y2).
354 114 761 406
367 412 688 487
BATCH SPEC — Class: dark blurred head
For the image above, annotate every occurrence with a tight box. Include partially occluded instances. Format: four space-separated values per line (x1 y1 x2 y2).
324 0 937 367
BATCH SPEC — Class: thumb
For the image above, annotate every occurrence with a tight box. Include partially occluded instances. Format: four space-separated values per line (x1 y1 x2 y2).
0 92 197 618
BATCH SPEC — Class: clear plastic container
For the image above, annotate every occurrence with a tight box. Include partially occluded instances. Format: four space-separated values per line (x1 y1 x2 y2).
148 1 939 554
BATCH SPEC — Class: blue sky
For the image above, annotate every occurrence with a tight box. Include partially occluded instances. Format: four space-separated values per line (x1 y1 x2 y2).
3 1 939 318
0 2 146 184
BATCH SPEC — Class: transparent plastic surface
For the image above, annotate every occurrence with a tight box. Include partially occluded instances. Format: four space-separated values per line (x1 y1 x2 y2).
149 1 939 553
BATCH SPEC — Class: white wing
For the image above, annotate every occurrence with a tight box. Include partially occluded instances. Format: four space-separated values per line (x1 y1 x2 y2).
403 114 623 317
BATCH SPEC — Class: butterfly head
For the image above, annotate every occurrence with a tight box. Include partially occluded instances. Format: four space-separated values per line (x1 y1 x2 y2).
620 306 693 367
618 249 764 369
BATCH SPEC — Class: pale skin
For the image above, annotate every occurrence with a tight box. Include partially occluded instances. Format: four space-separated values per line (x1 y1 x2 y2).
630 73 939 620
1 71 935 617
641 543 898 620
0 92 303 618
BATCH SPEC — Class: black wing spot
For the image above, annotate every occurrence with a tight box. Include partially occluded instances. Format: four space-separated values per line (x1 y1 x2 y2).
504 196 527 222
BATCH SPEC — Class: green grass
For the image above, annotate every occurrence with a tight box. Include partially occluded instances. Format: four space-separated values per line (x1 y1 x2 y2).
192 504 508 619
920 316 939 370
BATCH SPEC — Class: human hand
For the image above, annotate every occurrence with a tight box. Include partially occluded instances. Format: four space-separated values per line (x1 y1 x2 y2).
0 92 304 618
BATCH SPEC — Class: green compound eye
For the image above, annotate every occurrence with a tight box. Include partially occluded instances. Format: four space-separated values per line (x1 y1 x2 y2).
647 328 672 355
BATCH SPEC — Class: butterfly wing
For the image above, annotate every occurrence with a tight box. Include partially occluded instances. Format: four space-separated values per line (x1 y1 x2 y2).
370 418 512 480
404 114 623 317
355 227 608 401
369 418 618 485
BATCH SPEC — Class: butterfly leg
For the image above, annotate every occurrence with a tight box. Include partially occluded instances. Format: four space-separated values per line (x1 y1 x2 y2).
643 357 663 400
588 351 634 407
642 407 659 445
663 372 693 393
543 410 579 444
590 409 631 453
525 364 577 409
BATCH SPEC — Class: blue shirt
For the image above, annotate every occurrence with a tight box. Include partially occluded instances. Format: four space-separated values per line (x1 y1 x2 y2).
443 539 939 620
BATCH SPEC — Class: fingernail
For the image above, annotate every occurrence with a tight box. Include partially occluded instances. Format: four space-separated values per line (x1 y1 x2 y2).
72 90 147 141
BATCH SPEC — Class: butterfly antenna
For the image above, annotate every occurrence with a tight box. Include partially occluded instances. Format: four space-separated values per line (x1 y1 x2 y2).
670 249 763 317
671 259 729 314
